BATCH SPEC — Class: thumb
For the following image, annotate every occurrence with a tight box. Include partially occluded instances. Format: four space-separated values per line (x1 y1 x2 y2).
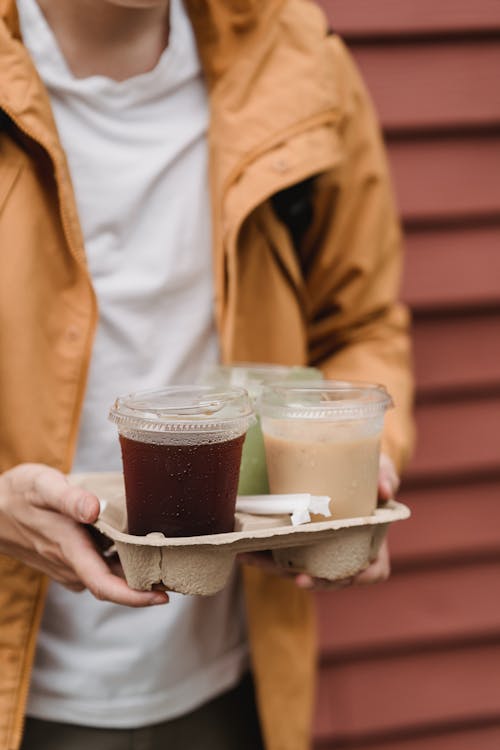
378 453 400 501
32 468 100 524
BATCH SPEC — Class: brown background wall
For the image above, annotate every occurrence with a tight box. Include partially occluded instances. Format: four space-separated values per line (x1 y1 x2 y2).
312 2 500 748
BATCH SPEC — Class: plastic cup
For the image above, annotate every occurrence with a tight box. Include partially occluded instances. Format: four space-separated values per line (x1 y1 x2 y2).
108 386 254 537
201 364 321 495
259 381 393 520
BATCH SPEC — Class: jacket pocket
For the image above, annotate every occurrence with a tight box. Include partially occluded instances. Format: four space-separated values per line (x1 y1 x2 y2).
224 123 343 284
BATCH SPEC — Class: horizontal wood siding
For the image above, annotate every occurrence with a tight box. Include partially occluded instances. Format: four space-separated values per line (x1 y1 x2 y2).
392 479 500 562
403 226 500 309
313 2 500 748
412 311 500 392
316 1 500 37
349 42 500 132
388 135 500 222
317 725 500 750
318 560 500 656
316 643 500 740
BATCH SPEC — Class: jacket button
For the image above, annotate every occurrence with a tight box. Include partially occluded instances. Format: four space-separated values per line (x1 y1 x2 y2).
272 158 289 173
66 325 80 342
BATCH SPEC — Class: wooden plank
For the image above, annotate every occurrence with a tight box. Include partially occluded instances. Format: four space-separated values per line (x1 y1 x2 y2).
412 311 500 392
406 396 500 479
317 559 500 657
315 723 500 750
315 0 500 37
392 479 500 562
401 225 500 310
314 642 500 740
387 135 500 224
349 41 500 132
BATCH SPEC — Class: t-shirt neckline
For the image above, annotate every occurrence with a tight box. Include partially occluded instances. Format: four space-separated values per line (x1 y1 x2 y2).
17 0 199 107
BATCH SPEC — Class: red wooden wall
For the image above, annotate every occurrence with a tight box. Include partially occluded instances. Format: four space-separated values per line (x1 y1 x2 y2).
312 2 500 748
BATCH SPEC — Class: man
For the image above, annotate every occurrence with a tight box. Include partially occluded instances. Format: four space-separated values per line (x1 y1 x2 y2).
0 1 414 749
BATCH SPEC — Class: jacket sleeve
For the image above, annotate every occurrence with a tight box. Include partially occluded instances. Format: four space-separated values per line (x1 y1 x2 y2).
304 36 414 473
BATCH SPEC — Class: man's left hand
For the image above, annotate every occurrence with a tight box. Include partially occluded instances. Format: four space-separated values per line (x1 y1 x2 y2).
295 452 399 590
240 453 399 592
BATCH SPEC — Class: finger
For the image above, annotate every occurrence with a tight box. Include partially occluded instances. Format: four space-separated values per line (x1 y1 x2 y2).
354 546 390 585
295 573 354 591
62 582 86 593
378 454 400 501
378 478 392 501
63 527 169 607
22 552 84 589
353 563 388 585
97 550 167 592
33 470 100 524
107 556 125 578
295 573 314 589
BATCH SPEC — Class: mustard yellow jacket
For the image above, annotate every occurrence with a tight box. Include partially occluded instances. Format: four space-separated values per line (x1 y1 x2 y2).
0 1 414 748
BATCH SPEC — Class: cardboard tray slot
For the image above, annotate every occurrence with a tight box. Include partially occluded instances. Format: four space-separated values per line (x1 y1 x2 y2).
70 473 410 595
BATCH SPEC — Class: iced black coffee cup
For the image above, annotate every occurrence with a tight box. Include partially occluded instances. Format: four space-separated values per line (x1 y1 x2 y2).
109 386 254 537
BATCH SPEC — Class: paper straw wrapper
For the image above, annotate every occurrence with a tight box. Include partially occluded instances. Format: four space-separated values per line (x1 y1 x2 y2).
236 494 331 526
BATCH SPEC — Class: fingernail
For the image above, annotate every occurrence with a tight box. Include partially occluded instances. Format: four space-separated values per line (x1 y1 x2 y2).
150 594 168 605
77 497 90 522
381 478 392 496
296 576 313 589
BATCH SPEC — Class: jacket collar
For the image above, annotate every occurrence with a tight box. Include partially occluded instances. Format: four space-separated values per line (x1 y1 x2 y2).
0 0 337 194
0 0 281 87
0 0 60 151
0 0 279 141
0 0 19 38
184 0 284 84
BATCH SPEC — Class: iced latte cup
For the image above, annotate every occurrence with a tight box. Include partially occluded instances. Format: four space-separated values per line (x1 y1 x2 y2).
109 386 254 537
260 382 392 520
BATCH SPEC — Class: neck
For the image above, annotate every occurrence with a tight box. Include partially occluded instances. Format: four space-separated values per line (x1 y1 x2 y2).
35 0 170 80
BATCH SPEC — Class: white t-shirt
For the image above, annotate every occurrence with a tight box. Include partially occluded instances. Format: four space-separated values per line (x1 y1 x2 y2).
18 0 248 728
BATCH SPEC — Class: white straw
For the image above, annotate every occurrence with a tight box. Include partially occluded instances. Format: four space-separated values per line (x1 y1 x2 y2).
291 508 311 526
236 494 331 526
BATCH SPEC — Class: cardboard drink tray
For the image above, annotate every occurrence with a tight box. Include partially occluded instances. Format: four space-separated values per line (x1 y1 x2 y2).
70 472 411 596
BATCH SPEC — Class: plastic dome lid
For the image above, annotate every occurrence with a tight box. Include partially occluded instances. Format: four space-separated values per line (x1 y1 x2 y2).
109 385 254 435
259 381 393 421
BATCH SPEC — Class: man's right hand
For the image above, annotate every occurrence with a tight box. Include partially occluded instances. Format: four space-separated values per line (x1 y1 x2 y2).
0 463 168 607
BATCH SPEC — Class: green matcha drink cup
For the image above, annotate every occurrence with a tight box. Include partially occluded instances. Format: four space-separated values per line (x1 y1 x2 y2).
259 381 393 520
202 364 321 495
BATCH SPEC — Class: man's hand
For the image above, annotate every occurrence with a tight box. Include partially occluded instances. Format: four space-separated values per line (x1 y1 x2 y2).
348 453 398 586
0 464 169 607
240 453 399 591
295 452 398 590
